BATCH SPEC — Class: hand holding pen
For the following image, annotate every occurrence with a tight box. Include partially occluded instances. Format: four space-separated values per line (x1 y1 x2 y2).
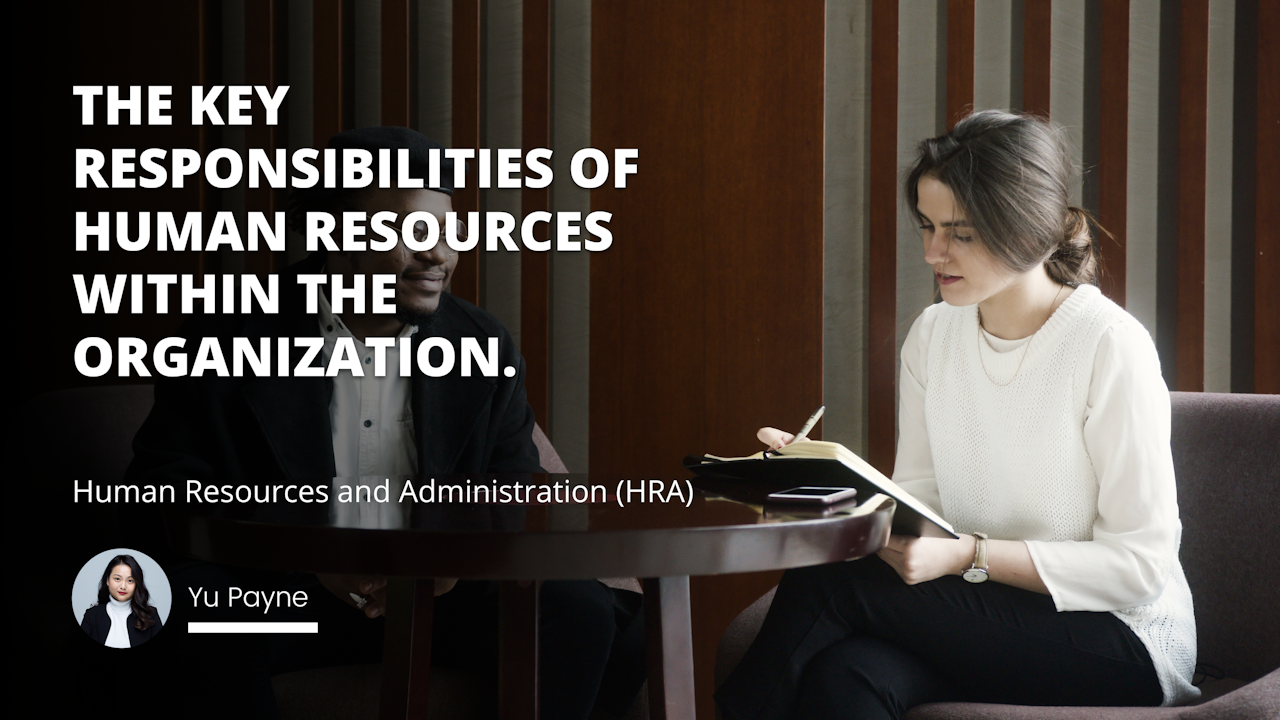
757 405 824 452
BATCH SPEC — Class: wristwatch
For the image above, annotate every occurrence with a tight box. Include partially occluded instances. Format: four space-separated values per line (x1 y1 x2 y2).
962 532 989 584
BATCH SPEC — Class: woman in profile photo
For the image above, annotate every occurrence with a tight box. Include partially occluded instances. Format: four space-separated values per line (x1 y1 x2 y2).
717 110 1197 719
80 554 163 648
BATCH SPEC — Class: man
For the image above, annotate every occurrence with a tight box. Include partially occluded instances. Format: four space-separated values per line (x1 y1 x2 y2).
124 127 645 718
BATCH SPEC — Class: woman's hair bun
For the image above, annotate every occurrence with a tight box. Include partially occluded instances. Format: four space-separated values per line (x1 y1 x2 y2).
1044 206 1098 287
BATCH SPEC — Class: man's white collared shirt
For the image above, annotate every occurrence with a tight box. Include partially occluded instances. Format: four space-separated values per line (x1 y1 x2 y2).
317 290 419 481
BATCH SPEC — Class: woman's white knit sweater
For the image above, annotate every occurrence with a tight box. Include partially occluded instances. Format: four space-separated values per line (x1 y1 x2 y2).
893 284 1199 706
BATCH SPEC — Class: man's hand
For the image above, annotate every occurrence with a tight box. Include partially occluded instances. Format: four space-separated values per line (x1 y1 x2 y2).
316 574 389 618
876 533 975 585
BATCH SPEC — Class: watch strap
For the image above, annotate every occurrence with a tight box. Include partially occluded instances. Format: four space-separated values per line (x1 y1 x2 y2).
973 532 989 570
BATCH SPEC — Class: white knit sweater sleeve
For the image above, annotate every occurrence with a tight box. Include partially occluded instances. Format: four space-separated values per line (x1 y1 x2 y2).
891 310 944 517
1023 319 1181 612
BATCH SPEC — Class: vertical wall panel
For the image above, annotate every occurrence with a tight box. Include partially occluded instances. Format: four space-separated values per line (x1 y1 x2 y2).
522 0 551 429
590 0 823 472
590 6 825 715
1154 0 1181 385
286 0 314 264
1204 0 1235 392
824 0 872 457
53 6 207 391
451 0 482 305
1023 0 1052 118
222 0 247 276
483 0 523 338
1127 0 1160 337
868 0 899 474
895 0 941 471
1256 0 1280 393
946 0 975 129
973 0 1013 111
1051 0 1086 205
1010 0 1025 110
245 0 285 276
381 0 412 127
416 0 452 144
1097 0 1128 304
1231 0 1257 393
354 0 381 127
314 0 354 142
1175 0 1208 392
550 0 592 471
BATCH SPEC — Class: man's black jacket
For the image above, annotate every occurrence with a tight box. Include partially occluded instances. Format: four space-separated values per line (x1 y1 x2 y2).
124 253 543 490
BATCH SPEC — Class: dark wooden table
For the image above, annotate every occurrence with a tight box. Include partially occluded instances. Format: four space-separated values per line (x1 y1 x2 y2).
166 475 894 720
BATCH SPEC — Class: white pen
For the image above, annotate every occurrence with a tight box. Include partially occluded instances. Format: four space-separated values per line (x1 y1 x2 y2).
792 405 825 443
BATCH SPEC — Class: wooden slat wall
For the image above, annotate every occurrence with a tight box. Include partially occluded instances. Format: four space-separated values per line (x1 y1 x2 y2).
1097 0 1129 305
450 0 482 307
313 0 352 144
522 0 551 430
57 3 1279 715
1176 1 1209 392
1023 0 1053 117
244 0 285 277
868 0 899 475
946 0 975 130
1256 1 1279 393
590 4 825 716
380 0 411 127
198 0 221 277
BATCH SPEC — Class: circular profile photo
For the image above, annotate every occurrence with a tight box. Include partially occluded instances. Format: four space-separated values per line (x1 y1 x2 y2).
72 549 172 648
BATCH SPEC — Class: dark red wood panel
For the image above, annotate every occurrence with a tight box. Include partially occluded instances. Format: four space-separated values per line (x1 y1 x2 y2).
245 0 284 276
1176 0 1208 392
1023 0 1052 118
869 0 899 475
198 0 220 277
450 0 482 306
313 0 352 143
946 0 975 129
522 0 551 430
381 0 411 127
1257 1 1279 393
52 1 207 399
1098 0 1129 305
589 0 824 481
590 3 825 716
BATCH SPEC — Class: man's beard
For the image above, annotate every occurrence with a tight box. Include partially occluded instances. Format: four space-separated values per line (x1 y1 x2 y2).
396 304 441 333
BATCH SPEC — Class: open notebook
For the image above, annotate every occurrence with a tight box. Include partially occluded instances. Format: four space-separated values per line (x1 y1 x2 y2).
685 440 957 538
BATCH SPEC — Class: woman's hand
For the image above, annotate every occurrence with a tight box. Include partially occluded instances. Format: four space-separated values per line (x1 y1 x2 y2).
757 427 810 451
877 535 1052 594
317 574 389 618
876 533 975 585
318 575 460 618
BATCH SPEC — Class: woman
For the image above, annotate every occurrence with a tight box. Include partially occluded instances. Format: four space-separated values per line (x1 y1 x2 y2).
80 554 163 648
716 110 1197 719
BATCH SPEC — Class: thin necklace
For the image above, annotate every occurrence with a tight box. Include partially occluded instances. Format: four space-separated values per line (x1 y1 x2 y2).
977 284 1066 387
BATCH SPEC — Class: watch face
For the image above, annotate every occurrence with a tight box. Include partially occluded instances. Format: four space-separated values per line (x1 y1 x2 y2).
962 568 989 584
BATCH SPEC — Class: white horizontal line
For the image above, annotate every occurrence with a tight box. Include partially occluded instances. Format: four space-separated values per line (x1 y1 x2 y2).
187 622 318 634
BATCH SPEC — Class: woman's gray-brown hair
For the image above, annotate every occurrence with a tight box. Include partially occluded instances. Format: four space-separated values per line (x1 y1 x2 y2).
904 110 1101 287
